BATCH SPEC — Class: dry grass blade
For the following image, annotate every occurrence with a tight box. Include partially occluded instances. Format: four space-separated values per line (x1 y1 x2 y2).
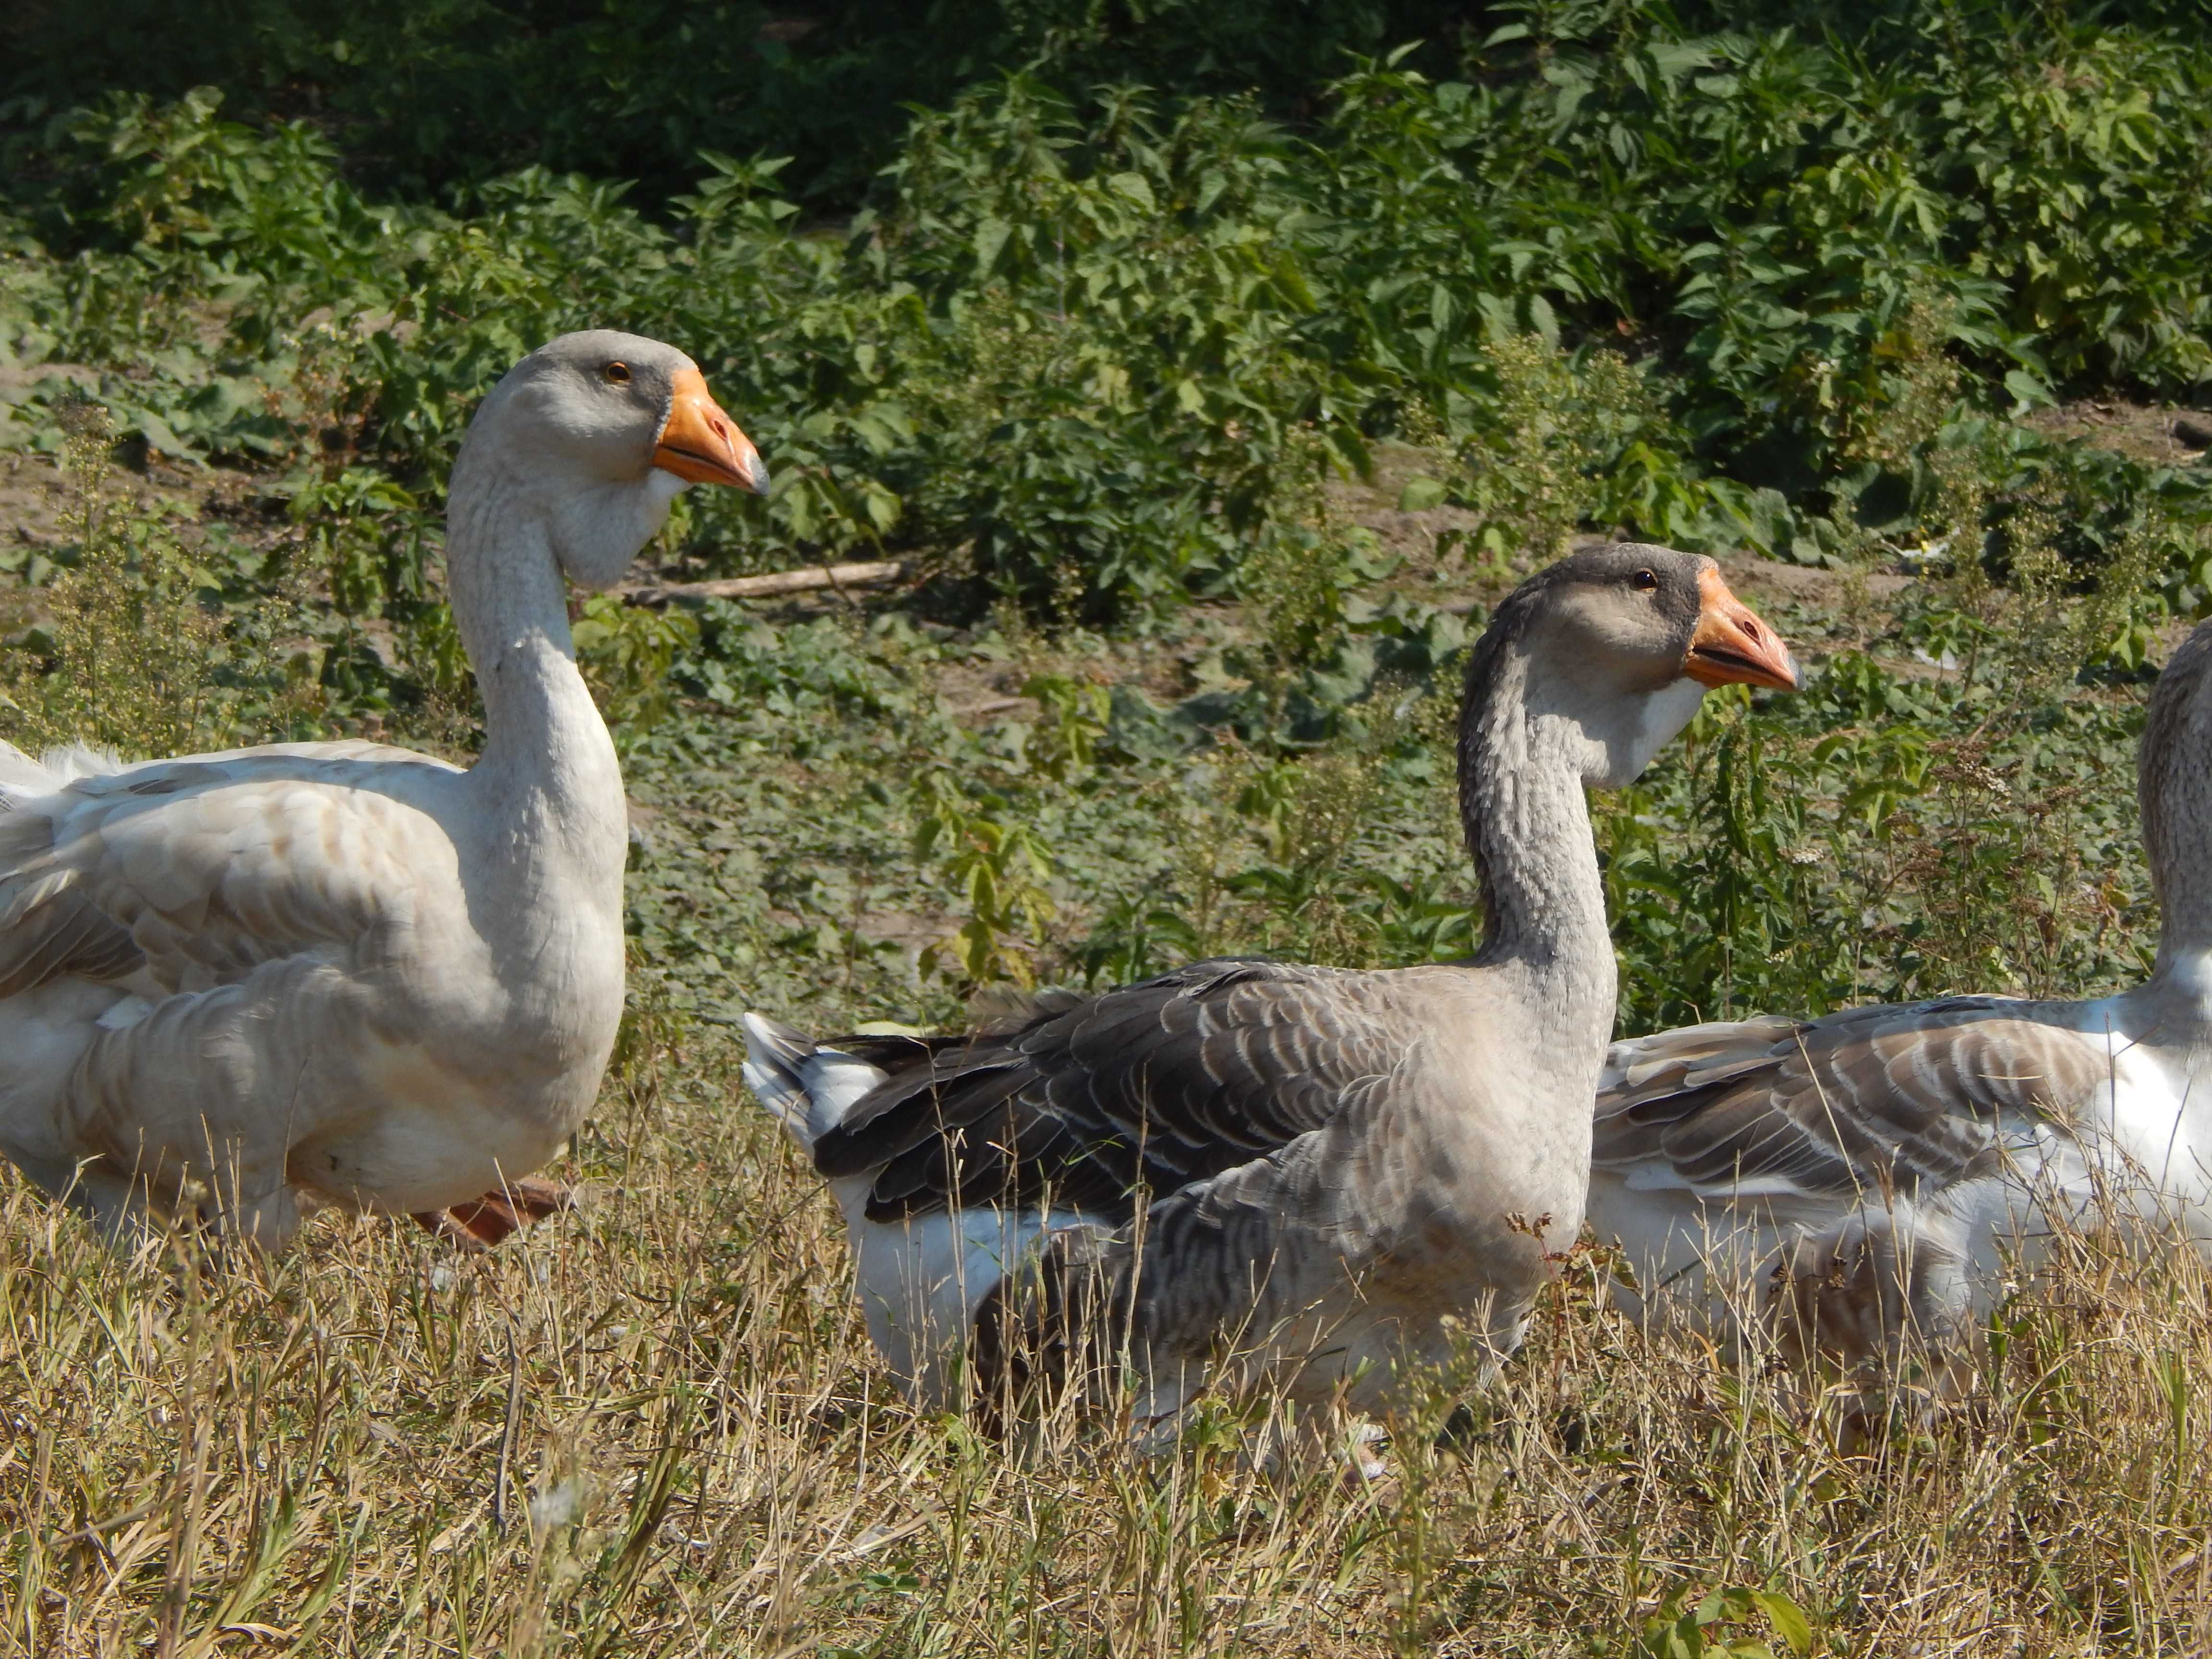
0 1042 2206 1655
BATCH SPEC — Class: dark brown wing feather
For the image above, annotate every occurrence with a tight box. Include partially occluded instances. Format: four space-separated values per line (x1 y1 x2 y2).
811 958 1409 1223
1594 996 2114 1201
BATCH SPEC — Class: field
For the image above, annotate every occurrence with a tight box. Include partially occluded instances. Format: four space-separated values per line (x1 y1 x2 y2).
4 2 2212 1653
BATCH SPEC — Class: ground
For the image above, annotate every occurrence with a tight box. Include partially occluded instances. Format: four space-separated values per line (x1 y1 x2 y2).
0 402 2208 1658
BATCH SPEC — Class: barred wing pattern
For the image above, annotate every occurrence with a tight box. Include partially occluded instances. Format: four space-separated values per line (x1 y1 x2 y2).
1593 997 2115 1207
0 740 530 1243
811 958 1415 1225
1586 997 2145 1386
0 742 462 1003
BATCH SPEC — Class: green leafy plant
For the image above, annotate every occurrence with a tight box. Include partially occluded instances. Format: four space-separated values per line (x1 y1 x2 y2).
572 597 700 742
1634 1583 1815 1659
1017 671 1112 783
1 402 320 757
911 771 1059 989
4 14 2212 1650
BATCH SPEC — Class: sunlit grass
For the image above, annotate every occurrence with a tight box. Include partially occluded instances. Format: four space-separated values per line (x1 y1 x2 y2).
1 421 2202 1657
6 30 2212 1637
2 1006 2208 1656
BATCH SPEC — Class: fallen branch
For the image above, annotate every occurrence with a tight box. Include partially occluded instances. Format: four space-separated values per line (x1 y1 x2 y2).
950 695 1030 719
623 558 908 605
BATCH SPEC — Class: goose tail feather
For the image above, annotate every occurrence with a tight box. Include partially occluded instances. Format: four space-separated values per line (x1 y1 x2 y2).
741 1012 888 1153
0 740 123 805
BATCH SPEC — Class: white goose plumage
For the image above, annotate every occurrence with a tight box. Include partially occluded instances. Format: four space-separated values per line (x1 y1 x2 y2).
0 330 766 1248
1585 617 2212 1382
745 547 1800 1427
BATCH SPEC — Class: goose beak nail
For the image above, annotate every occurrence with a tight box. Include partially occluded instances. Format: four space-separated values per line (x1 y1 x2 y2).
1684 567 1798 691
653 366 770 493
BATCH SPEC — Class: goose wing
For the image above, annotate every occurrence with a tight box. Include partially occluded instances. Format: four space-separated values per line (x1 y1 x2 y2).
808 958 1411 1223
1593 996 2116 1203
0 743 466 998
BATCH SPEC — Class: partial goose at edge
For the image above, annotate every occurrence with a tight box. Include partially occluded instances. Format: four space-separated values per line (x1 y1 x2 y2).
1585 615 2212 1388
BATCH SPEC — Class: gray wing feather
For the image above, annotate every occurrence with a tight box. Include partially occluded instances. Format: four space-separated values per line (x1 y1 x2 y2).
809 959 1409 1223
1594 997 2111 1200
0 802 146 993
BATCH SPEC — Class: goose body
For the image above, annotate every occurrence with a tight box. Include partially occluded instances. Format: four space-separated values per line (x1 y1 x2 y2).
749 959 1604 1414
1586 620 2212 1378
0 331 767 1247
746 547 1800 1422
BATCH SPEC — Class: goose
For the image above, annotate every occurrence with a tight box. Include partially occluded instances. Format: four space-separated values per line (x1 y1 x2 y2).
744 546 1799 1431
0 330 767 1249
1585 616 2212 1387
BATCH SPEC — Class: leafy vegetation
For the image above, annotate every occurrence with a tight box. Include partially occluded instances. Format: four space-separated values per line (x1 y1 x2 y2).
14 1 2212 630
3 1 2212 1652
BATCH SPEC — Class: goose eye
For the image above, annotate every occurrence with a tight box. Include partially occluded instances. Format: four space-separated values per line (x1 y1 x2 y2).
1630 568 1658 591
604 361 632 384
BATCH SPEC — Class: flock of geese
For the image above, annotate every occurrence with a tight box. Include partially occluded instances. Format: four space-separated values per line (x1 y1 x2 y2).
2 330 2208 1455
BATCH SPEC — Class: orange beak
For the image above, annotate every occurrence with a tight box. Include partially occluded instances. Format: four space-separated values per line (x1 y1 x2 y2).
1684 566 1799 691
652 365 769 493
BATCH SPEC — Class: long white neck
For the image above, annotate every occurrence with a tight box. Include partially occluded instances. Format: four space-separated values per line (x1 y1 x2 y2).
442 459 628 914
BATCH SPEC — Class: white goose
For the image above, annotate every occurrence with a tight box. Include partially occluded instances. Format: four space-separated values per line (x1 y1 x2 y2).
1586 618 2212 1382
745 546 1799 1427
0 330 766 1248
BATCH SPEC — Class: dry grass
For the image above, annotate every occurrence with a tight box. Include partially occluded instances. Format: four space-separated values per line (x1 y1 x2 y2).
2 445 2208 1658
2 1008 2208 1658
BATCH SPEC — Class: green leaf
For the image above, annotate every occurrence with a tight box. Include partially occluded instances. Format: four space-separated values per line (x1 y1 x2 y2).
1106 172 1155 211
973 216 1012 275
133 411 199 461
2003 368 2055 410
1751 1591 1811 1654
1648 42 1715 81
1397 476 1448 511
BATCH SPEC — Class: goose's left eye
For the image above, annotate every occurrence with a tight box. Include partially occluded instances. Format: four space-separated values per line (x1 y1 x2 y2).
604 361 632 384
1631 568 1658 590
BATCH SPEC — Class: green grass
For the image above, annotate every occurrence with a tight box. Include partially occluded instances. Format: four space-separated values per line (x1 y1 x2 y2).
7 2 2212 1649
2 439 2200 1652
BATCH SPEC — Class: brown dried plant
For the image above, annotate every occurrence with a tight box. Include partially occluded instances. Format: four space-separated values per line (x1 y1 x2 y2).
2 403 222 760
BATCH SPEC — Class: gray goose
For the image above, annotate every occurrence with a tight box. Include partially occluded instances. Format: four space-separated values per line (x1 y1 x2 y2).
1586 616 2212 1387
745 546 1798 1425
0 331 766 1248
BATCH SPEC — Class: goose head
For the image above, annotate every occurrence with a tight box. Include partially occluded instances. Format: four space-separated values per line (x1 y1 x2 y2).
1469 544 1800 790
455 329 769 590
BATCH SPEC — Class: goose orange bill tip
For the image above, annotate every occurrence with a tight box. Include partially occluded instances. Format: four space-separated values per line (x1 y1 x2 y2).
1684 566 1799 691
652 365 769 493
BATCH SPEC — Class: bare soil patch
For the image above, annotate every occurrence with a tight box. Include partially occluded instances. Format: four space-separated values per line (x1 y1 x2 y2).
2025 396 2212 464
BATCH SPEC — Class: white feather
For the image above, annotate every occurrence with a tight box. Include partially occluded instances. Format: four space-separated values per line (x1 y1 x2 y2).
0 332 752 1247
741 1012 1108 1407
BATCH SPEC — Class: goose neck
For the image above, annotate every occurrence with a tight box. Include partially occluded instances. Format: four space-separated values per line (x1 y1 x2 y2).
2150 870 2212 983
442 463 625 841
1457 641 1617 1025
2139 685 2212 1016
2142 945 2212 1042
